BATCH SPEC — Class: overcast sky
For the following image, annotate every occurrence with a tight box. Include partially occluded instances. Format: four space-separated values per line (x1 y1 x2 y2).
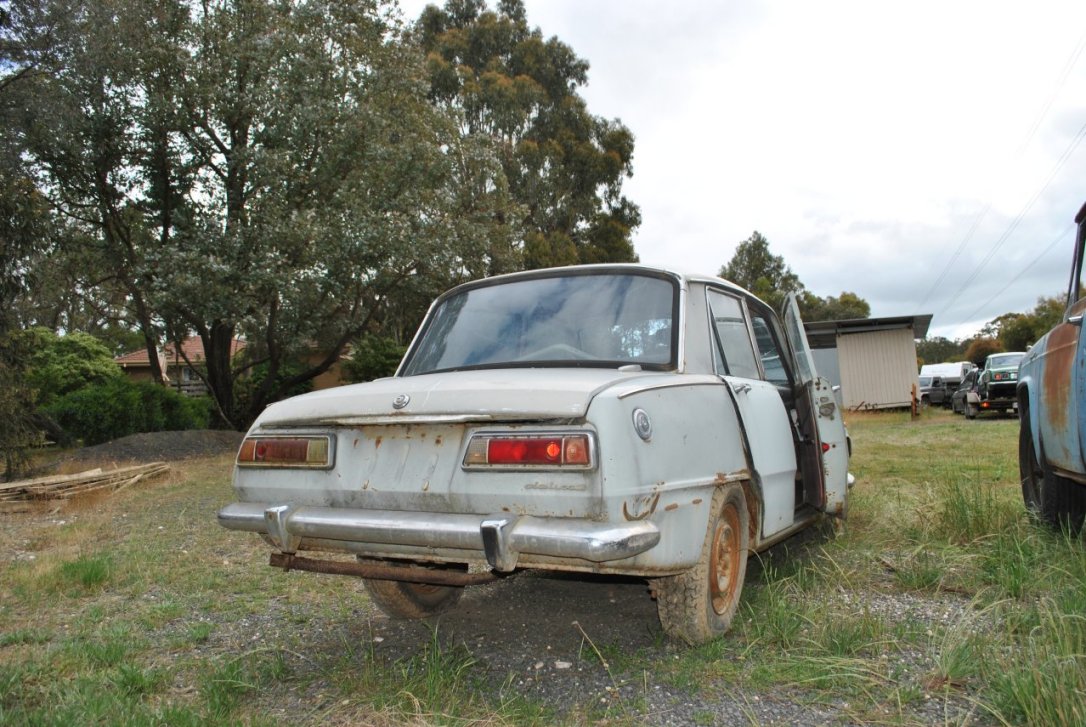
398 0 1086 340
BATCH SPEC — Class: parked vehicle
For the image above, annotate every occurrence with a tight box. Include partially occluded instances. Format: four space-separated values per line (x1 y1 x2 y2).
951 369 979 414
965 352 1025 418
218 265 851 643
919 362 973 407
1018 201 1086 532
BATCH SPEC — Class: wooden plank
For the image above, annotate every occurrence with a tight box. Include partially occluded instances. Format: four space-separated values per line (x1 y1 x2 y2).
0 463 170 505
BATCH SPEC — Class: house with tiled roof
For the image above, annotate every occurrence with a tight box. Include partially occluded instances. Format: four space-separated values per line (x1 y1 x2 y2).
115 336 247 396
115 336 348 396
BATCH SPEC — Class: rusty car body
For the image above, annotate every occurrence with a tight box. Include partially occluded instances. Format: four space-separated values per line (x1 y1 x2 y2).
218 265 850 642
1017 201 1086 532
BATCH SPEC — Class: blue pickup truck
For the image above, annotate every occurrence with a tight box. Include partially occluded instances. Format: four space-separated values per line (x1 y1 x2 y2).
1017 200 1086 532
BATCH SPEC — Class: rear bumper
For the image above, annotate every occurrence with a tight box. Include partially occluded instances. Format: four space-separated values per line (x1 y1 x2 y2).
218 502 660 573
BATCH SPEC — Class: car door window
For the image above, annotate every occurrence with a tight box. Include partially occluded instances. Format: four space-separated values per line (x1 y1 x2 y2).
707 290 760 379
749 314 790 386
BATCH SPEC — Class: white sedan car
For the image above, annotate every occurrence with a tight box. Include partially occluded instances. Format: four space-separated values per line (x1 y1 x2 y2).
219 265 849 643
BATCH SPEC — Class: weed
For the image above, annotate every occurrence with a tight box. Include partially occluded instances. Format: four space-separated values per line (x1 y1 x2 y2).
986 599 1086 726
110 663 165 697
57 553 113 591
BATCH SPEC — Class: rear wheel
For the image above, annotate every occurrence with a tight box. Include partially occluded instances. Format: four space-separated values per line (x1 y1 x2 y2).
653 484 749 644
363 579 464 619
1020 420 1043 513
1019 419 1086 533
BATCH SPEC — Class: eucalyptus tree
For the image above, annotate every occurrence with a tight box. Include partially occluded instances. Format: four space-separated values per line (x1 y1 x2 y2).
415 0 640 269
720 231 870 321
5 0 516 426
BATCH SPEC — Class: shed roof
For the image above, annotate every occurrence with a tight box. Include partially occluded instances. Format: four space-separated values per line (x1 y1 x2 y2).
803 315 932 350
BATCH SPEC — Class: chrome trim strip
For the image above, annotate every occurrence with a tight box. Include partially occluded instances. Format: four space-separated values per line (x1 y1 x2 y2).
218 502 660 573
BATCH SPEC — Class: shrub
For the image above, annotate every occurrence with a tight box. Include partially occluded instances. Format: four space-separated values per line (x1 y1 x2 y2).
44 379 211 445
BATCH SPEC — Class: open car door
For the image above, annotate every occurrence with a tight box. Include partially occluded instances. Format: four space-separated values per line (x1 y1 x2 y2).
783 294 850 517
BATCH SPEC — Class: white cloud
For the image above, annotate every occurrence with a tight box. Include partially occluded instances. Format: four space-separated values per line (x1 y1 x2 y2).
399 0 1086 338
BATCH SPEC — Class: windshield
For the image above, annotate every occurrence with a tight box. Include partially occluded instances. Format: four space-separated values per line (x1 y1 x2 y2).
988 353 1024 369
402 272 678 375
918 376 932 386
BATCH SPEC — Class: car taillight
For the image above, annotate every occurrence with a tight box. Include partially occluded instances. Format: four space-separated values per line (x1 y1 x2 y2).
463 433 594 469
237 436 333 469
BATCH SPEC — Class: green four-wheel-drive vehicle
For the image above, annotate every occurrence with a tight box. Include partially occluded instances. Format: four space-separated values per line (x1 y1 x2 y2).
965 352 1025 419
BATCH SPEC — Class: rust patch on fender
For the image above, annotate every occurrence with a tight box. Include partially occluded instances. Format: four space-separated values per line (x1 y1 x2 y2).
1042 322 1077 434
715 469 750 485
373 436 382 449
663 503 678 512
434 435 443 446
692 498 703 505
622 491 661 521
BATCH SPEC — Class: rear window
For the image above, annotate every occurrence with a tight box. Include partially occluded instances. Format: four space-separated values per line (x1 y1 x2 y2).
402 273 678 375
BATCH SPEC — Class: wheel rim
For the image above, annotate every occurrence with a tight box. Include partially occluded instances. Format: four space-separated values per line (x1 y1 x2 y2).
709 503 742 615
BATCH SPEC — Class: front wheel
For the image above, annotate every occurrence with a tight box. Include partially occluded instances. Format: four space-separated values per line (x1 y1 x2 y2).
653 484 749 644
363 579 464 620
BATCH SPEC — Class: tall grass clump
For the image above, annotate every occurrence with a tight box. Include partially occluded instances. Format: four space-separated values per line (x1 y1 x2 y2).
57 553 114 591
925 465 1019 544
986 599 1086 726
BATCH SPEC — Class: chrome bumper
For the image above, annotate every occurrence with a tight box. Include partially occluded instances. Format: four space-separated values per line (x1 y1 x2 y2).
218 502 660 572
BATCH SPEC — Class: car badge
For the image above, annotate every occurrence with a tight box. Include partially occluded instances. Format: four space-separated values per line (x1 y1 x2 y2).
392 394 410 410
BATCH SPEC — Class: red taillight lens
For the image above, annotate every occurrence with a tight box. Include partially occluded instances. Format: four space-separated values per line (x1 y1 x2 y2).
464 433 593 468
237 436 332 468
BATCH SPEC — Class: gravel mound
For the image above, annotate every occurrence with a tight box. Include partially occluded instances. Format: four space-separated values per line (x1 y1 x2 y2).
58 429 243 467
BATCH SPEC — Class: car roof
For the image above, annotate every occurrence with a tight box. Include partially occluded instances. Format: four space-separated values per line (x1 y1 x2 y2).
437 263 761 304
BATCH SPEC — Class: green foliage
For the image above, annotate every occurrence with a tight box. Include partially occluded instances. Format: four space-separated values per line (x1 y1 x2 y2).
985 295 1064 351
720 231 804 313
343 335 407 382
801 291 871 321
963 336 1003 366
0 331 38 477
4 0 525 429
45 379 210 445
416 0 640 269
20 328 123 406
916 336 966 366
719 231 871 318
232 359 314 418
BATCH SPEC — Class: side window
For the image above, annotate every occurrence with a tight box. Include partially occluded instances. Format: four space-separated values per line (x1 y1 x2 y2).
749 314 790 386
707 290 760 380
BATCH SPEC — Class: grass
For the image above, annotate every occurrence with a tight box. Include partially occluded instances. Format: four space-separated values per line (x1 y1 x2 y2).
1 409 1083 724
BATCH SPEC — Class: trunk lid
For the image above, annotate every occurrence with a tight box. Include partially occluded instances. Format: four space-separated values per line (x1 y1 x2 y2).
254 368 653 428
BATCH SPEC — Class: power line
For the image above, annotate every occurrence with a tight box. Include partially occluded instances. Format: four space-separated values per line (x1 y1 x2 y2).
917 28 1086 312
934 116 1086 323
955 224 1073 328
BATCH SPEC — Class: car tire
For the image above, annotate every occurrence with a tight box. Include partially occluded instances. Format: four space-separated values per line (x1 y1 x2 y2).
653 484 749 644
1020 420 1043 513
1019 421 1086 534
362 579 464 619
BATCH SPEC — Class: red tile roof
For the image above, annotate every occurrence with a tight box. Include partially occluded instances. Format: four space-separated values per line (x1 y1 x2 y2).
115 336 246 367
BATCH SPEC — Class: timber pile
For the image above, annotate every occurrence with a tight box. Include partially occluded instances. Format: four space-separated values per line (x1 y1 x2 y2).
0 462 170 512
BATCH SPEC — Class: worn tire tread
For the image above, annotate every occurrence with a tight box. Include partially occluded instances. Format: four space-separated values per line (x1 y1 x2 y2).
653 484 749 644
363 579 464 620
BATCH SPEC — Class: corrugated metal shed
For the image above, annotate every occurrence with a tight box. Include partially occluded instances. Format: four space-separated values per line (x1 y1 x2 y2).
804 315 932 410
